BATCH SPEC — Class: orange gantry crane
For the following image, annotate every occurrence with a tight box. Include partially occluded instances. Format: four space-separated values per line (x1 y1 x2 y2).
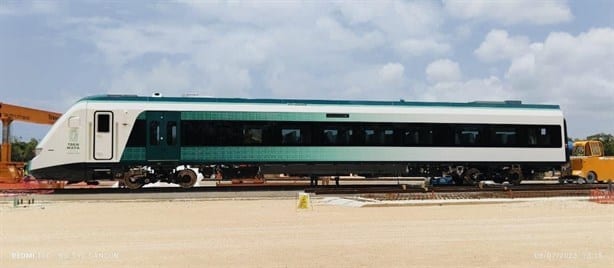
0 102 61 184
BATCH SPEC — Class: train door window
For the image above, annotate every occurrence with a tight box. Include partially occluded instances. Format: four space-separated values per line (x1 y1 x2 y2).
454 126 482 146
281 128 301 145
150 121 160 145
97 114 110 133
243 127 263 145
491 127 517 146
166 122 177 145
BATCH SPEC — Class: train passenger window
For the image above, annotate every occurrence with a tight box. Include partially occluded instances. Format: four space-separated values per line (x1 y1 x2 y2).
97 114 110 133
364 129 376 145
537 127 550 145
402 127 433 146
361 128 393 145
526 126 561 147
383 129 394 145
491 127 517 146
337 128 353 145
322 129 338 145
217 123 242 146
167 122 177 146
243 128 263 145
454 126 482 146
282 129 301 145
150 121 160 145
527 128 538 145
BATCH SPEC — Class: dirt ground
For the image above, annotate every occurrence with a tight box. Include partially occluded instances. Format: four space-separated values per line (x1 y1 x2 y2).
1 197 613 268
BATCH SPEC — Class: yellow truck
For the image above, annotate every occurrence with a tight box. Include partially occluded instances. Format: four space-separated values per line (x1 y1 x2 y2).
563 140 614 183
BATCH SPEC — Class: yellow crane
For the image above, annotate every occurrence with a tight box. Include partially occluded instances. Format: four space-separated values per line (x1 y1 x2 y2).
0 102 61 183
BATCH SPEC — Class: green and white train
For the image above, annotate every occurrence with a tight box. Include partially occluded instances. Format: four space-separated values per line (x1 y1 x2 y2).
29 94 568 188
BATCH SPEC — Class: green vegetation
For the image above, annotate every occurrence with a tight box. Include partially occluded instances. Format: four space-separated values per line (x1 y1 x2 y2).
10 138 38 162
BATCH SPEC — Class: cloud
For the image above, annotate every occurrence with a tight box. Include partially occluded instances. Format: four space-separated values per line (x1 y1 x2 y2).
443 0 573 25
337 1 444 37
109 59 195 96
490 27 614 137
379 63 405 85
395 38 450 57
425 59 461 83
504 28 614 109
422 76 515 102
474 30 531 62
0 1 59 16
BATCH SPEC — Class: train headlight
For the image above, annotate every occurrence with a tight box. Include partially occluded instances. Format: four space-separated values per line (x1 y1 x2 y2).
35 148 42 156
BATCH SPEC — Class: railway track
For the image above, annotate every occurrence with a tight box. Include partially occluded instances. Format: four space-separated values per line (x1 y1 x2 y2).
3 182 611 196
307 183 614 201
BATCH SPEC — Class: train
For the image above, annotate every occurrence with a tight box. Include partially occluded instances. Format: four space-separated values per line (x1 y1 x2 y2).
29 94 568 189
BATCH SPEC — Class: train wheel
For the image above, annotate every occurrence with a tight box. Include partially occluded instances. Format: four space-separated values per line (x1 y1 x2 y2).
463 168 480 185
122 177 144 190
586 172 597 184
177 169 197 188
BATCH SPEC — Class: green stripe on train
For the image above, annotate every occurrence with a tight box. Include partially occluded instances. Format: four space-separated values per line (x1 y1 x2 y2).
121 146 411 162
180 111 427 122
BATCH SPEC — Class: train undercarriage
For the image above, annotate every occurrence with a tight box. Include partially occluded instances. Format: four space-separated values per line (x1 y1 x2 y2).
113 162 556 190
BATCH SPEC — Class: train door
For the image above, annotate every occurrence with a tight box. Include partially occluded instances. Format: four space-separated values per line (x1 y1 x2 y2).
93 111 113 160
146 111 180 161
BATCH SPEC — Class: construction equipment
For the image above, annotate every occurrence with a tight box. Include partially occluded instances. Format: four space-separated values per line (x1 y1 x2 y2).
561 140 614 183
0 102 61 183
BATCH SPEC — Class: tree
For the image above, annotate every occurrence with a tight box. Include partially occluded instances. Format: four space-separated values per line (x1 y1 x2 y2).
10 137 38 162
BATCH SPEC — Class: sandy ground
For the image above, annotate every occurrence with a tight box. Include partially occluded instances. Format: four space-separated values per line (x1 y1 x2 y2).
1 197 613 268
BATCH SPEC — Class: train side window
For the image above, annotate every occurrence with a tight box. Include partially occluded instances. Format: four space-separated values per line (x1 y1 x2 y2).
281 128 301 145
526 126 561 147
97 114 110 133
243 127 263 145
322 129 338 145
402 127 433 146
383 129 394 145
150 121 160 145
454 126 482 146
527 128 538 145
537 127 551 145
491 127 517 146
167 122 177 145
337 128 353 145
216 122 242 146
364 128 376 145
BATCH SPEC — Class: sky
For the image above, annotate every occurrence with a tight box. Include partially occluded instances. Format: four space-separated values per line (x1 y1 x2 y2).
1 0 613 140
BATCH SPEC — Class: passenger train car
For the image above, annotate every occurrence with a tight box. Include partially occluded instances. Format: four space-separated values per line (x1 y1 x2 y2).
29 94 568 188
